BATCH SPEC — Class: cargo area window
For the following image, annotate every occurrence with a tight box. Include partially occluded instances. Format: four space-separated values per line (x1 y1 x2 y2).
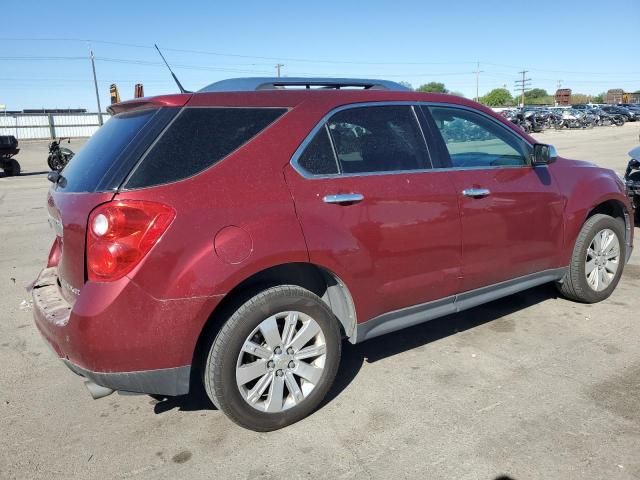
125 107 287 188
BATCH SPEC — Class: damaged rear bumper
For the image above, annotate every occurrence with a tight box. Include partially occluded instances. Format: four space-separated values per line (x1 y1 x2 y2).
31 267 220 398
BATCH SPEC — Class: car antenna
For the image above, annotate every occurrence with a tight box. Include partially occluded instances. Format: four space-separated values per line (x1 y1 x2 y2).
154 44 190 94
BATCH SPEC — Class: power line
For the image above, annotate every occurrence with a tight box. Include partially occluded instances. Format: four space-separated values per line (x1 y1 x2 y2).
473 61 484 102
514 70 531 107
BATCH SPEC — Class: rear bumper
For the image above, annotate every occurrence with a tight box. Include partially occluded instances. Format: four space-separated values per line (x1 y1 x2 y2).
63 359 191 396
32 267 222 397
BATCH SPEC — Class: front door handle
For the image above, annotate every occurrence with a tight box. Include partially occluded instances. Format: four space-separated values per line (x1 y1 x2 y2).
462 188 491 198
323 193 364 205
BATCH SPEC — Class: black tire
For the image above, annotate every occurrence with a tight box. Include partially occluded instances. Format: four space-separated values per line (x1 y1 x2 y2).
557 214 626 303
48 154 65 171
204 285 341 431
2 158 21 176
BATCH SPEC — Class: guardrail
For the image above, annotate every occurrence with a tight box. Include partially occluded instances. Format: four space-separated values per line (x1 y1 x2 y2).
0 113 110 140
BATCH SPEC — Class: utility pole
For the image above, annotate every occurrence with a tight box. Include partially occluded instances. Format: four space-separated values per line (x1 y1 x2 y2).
514 70 531 107
556 80 562 90
90 50 103 125
473 61 484 102
275 63 284 78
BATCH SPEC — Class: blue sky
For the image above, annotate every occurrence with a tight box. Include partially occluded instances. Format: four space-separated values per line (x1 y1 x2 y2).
1 0 638 110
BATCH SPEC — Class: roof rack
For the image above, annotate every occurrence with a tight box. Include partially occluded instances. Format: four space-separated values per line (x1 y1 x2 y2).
199 77 411 93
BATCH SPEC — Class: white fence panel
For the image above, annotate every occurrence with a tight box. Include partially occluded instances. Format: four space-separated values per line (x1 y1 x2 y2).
56 125 101 138
0 113 107 140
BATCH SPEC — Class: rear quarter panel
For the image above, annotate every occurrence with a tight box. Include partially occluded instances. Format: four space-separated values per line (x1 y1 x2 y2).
114 105 316 301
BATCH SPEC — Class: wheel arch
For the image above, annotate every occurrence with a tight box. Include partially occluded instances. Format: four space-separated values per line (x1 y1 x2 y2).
190 262 357 384
584 198 632 256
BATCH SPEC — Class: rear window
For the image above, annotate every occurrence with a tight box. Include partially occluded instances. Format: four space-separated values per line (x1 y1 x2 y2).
58 109 163 192
125 107 287 188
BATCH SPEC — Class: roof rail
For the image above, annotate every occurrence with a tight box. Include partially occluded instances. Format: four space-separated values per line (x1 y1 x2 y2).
199 77 411 93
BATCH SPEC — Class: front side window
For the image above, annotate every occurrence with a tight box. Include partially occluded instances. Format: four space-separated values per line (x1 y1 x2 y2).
325 106 430 174
428 106 530 168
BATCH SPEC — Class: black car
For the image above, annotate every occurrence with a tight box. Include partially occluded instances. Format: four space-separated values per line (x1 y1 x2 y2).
602 105 637 121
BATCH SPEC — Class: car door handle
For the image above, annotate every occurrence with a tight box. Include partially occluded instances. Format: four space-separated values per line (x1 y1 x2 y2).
323 193 365 205
462 188 491 198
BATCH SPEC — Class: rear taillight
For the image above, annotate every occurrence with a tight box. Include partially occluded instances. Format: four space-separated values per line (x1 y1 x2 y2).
86 200 175 282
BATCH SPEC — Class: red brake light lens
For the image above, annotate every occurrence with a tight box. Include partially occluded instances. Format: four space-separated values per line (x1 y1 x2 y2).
86 200 175 282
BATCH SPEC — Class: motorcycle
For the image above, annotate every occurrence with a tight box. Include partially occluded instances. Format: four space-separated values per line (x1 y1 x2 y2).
47 138 75 171
624 145 640 223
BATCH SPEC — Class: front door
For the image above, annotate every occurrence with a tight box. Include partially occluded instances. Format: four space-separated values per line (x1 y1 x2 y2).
422 105 565 292
284 104 463 323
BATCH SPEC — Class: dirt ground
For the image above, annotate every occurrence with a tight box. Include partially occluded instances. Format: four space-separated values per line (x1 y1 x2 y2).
1 123 639 480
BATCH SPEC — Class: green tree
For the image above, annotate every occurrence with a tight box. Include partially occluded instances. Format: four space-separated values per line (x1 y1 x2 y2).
480 88 514 106
417 82 448 93
592 92 605 103
570 93 589 104
524 88 553 105
398 81 413 90
524 88 548 99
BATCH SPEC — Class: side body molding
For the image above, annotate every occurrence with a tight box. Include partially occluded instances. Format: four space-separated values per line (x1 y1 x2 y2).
353 267 567 343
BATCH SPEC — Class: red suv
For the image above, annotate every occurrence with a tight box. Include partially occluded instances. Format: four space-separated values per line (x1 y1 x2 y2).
33 77 634 431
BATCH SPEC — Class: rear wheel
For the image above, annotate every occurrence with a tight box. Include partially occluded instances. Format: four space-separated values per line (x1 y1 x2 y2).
204 285 341 431
557 214 626 303
2 158 20 176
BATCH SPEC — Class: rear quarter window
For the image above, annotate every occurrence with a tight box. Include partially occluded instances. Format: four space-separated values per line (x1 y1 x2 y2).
125 107 287 188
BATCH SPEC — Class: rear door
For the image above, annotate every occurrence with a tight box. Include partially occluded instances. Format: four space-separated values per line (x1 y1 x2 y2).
421 104 564 292
284 104 463 323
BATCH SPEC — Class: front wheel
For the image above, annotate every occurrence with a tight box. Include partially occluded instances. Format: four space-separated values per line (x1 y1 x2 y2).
557 214 626 303
47 154 64 171
204 285 342 431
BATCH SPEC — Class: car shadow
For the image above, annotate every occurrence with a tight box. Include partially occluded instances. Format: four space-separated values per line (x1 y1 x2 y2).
320 283 559 408
0 170 49 178
152 283 559 416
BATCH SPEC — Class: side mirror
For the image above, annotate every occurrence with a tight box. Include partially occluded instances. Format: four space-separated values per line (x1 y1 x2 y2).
532 143 557 166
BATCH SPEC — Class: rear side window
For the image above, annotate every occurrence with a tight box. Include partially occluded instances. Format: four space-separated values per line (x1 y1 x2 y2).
126 107 286 188
326 106 430 174
58 109 161 192
297 126 339 175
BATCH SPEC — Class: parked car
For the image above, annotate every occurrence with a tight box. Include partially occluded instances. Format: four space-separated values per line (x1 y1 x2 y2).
32 77 635 431
601 105 637 121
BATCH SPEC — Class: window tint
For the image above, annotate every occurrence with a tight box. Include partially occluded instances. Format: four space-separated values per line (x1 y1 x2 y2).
297 126 338 175
126 107 286 188
326 106 430 174
58 109 161 192
428 106 530 168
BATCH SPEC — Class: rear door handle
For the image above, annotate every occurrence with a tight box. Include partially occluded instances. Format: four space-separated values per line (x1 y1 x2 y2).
323 193 365 205
462 188 491 198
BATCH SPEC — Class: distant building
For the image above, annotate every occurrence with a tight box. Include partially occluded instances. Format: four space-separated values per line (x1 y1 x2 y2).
555 88 571 105
606 89 640 104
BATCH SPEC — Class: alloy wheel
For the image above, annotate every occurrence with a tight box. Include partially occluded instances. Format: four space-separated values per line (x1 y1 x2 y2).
585 228 620 292
235 311 327 413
